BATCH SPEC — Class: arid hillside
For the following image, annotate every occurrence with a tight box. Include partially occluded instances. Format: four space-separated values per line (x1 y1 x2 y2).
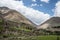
0 7 36 25
0 7 38 40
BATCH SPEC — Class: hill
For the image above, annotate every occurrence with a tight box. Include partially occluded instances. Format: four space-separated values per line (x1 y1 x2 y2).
0 7 36 25
0 7 38 39
37 17 60 35
38 17 60 30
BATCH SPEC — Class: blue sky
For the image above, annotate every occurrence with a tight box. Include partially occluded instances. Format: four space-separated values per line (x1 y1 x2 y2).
0 0 60 25
23 0 58 16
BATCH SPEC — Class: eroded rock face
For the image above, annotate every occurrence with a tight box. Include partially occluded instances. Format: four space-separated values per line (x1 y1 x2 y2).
38 17 60 31
0 7 37 39
0 7 35 25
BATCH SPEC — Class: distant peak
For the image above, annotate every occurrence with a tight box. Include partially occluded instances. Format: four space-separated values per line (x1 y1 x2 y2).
0 7 9 9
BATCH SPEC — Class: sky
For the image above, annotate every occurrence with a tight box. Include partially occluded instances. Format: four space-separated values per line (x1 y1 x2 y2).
0 0 60 25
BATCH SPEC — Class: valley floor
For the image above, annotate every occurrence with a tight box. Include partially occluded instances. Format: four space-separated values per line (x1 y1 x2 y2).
0 35 60 40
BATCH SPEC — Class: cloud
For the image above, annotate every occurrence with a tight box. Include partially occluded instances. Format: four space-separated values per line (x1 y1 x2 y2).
40 4 43 6
23 8 50 25
54 1 60 17
0 0 51 25
31 3 39 7
40 0 49 3
32 0 36 2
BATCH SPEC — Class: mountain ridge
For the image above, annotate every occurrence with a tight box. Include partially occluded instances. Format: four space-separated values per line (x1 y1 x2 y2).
0 7 38 38
38 17 60 31
0 7 36 27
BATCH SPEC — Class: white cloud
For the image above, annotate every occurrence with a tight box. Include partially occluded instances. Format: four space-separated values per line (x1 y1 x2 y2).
40 4 43 6
32 0 36 2
31 3 38 7
0 0 51 25
40 0 49 3
23 8 50 25
54 1 60 17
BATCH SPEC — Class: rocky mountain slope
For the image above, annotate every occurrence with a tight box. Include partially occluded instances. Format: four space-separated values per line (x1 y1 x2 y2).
0 7 38 40
35 17 60 35
38 17 60 32
0 7 36 25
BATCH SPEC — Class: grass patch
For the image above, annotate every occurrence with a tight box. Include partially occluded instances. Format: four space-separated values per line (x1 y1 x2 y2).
9 27 31 32
22 35 60 40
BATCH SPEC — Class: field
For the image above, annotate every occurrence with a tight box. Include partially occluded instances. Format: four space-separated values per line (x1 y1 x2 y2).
21 35 60 40
0 35 60 40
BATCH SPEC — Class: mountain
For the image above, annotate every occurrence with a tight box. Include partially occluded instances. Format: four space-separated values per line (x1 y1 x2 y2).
38 17 60 32
0 7 36 26
0 7 38 39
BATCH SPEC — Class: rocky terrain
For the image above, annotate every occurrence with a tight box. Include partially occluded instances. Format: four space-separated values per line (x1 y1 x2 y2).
0 7 38 40
38 17 60 35
0 7 36 25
